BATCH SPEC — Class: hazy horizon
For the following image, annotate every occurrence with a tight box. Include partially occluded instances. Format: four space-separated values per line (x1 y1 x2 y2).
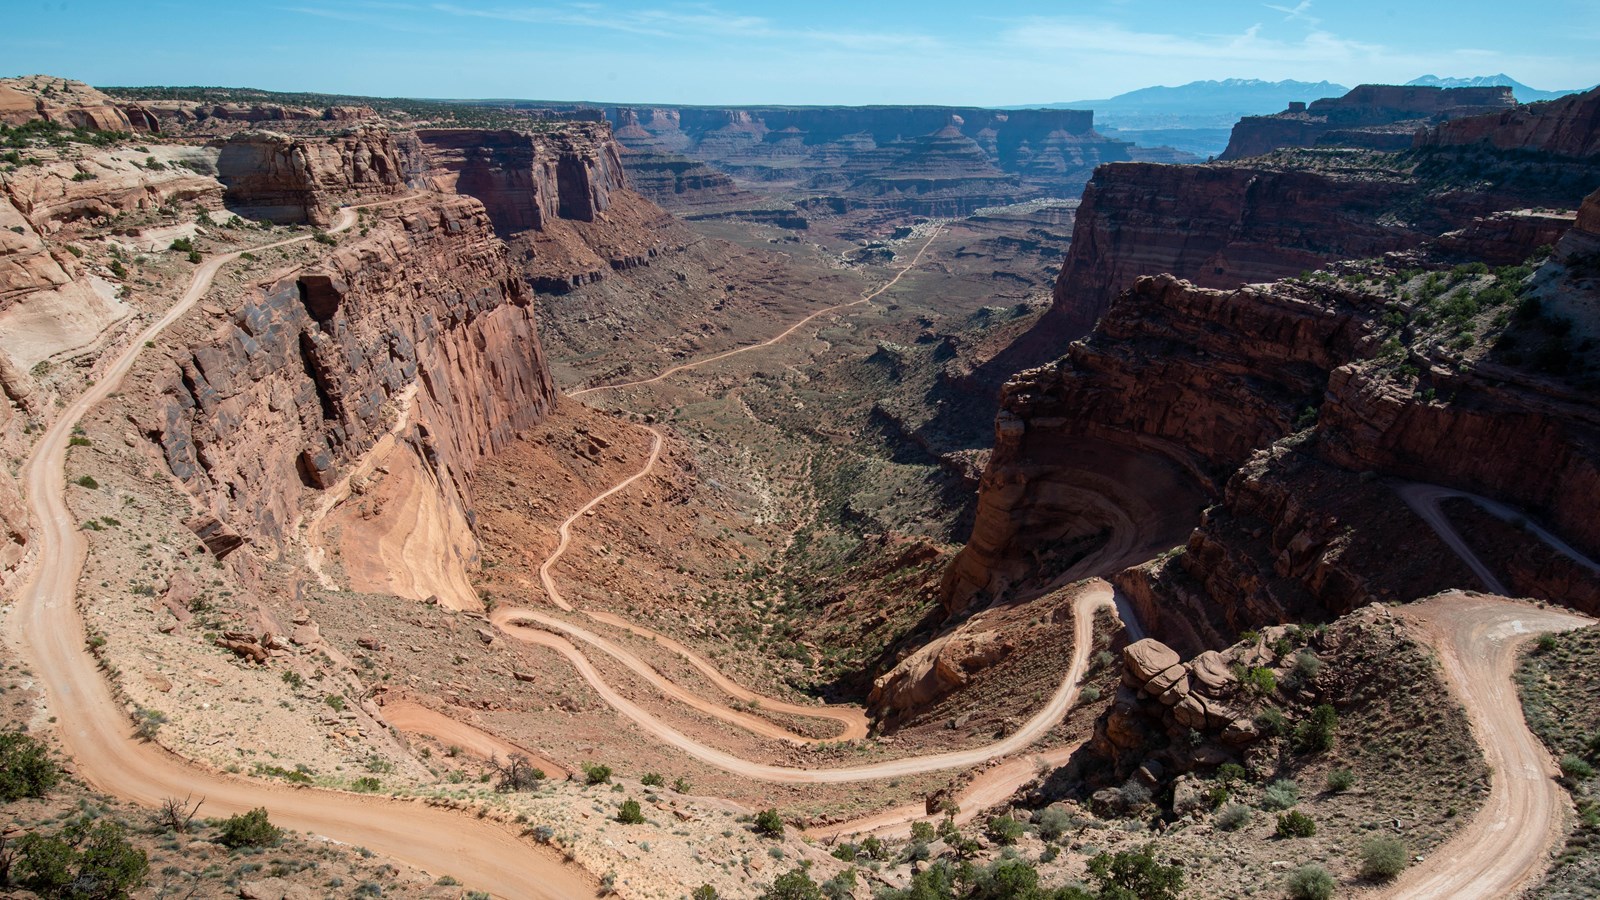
7 0 1597 107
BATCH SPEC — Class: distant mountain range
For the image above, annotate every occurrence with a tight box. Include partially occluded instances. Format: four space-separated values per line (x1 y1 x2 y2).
1405 74 1590 103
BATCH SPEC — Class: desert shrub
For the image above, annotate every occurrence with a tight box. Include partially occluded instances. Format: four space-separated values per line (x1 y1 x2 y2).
692 886 718 900
760 867 822 900
1360 834 1408 880
616 799 644 824
582 763 612 785
672 776 692 793
1262 779 1301 810
640 773 664 787
168 237 193 252
1286 864 1335 900
1294 704 1338 753
1293 651 1322 681
1242 666 1278 696
15 820 148 899
0 731 61 801
73 475 99 490
910 820 937 843
491 755 545 792
351 776 381 793
1276 811 1317 838
1086 845 1184 900
1033 806 1074 841
1325 769 1356 793
985 815 1025 845
1256 707 1288 736
1119 779 1152 808
858 835 888 860
820 868 855 900
1560 755 1596 780
1216 803 1253 832
218 808 280 849
970 857 1040 899
753 808 785 837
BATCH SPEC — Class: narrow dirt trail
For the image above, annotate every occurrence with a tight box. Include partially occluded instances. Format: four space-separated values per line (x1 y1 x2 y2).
5 200 599 899
1386 592 1593 899
495 583 1113 784
570 225 942 398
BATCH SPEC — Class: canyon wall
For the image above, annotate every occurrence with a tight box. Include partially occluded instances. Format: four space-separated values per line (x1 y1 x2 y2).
1222 83 1514 160
150 194 556 561
1416 85 1600 157
217 126 407 225
413 124 679 293
942 274 1386 616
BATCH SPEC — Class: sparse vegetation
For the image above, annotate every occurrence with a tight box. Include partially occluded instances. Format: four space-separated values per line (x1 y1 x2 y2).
1275 810 1317 838
582 762 612 785
218 808 281 849
0 730 61 801
1286 864 1335 900
616 799 644 824
753 808 785 837
1359 834 1408 880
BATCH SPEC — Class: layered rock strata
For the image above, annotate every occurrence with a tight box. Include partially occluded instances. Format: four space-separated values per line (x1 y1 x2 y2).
150 194 556 559
217 127 407 225
1221 84 1514 160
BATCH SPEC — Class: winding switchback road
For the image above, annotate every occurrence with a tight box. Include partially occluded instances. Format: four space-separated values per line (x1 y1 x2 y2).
6 200 598 899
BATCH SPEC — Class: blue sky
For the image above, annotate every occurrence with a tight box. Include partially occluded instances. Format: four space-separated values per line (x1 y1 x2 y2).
6 1 1596 105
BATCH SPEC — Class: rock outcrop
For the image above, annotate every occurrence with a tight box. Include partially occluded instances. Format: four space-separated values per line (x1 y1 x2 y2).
1221 83 1514 160
1416 85 1600 158
151 194 556 556
942 274 1387 616
0 75 134 132
217 127 406 225
413 124 678 292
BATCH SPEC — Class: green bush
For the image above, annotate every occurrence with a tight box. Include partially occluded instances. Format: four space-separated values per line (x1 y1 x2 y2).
1286 864 1335 900
1086 845 1184 900
218 807 280 849
910 820 937 843
1262 779 1301 810
753 808 785 837
640 773 664 787
970 857 1040 899
1360 834 1408 880
984 815 1025 845
760 867 822 900
352 776 380 793
1325 769 1356 793
616 799 644 824
73 475 99 490
1242 666 1278 697
1294 704 1338 753
582 762 612 785
0 730 61 801
1216 803 1253 832
1276 811 1317 838
1033 805 1074 841
16 820 148 900
692 886 718 900
168 237 193 252
1560 755 1596 780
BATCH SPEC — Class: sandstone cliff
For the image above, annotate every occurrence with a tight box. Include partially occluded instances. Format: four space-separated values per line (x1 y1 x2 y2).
0 75 133 132
150 194 556 572
1221 84 1513 160
1416 85 1600 157
217 127 406 225
413 124 678 292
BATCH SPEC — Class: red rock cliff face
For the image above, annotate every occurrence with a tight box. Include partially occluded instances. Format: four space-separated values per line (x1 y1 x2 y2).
415 124 679 293
217 126 406 225
943 275 1385 614
1033 163 1428 344
1222 84 1514 160
1417 86 1600 157
150 194 555 552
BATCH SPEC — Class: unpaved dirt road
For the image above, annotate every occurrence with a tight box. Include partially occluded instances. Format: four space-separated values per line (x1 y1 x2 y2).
495 582 1113 784
570 225 942 397
1387 592 1592 899
7 201 598 899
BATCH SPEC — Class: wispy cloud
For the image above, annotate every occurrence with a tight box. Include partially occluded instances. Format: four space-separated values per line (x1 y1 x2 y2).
1000 16 1381 67
428 3 941 50
1264 1 1320 26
